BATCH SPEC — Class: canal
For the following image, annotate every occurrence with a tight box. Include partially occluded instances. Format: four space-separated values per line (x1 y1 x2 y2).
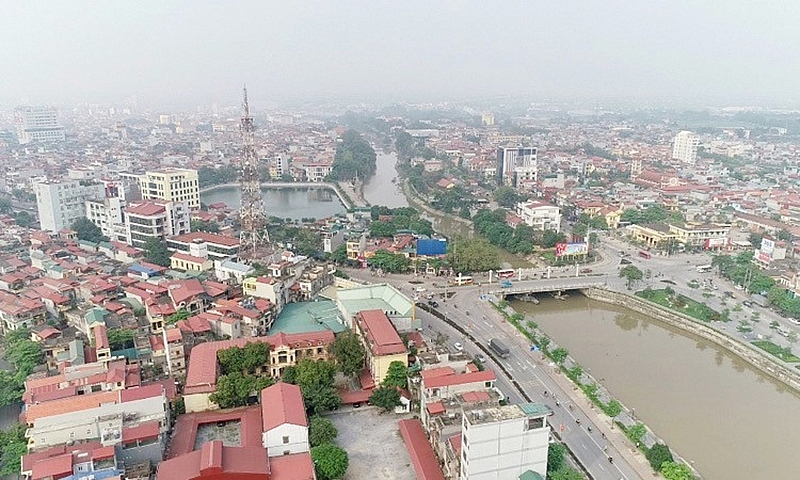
512 295 800 480
200 186 345 220
362 151 408 208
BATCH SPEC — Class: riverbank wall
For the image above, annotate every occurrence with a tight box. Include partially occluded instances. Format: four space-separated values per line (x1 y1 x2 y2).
583 287 800 394
199 181 356 209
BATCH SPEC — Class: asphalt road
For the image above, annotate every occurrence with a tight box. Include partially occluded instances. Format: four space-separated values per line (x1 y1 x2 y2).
348 268 646 480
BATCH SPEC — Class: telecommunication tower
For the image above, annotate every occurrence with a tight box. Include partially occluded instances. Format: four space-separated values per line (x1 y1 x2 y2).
238 87 270 260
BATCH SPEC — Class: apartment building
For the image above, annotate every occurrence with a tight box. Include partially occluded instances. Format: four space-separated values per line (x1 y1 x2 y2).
15 106 65 144
125 200 190 248
672 131 699 164
516 200 562 233
460 403 551 480
136 168 200 209
496 147 537 186
167 231 240 260
34 179 105 232
354 309 408 385
86 195 128 242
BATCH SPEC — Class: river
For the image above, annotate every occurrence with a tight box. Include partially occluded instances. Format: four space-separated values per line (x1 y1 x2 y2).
200 186 345 220
362 151 409 208
512 295 800 480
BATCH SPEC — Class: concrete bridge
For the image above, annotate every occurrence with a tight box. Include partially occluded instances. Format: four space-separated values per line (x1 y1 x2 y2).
486 276 606 297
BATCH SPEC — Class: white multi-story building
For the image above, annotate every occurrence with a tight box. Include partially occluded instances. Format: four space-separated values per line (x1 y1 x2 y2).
496 147 537 186
34 179 105 232
516 200 561 232
460 403 550 480
125 200 190 248
15 106 65 144
86 196 127 243
672 131 699 164
135 168 200 209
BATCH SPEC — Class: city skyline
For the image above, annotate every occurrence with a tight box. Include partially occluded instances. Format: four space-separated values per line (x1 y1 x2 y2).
2 1 800 108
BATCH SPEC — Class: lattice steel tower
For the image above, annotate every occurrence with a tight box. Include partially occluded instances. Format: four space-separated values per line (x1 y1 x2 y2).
238 87 270 259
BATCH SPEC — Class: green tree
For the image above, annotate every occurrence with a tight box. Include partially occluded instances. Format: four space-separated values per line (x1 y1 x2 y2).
550 347 569 364
547 443 567 473
330 130 377 181
309 416 338 447
369 386 402 412
0 197 12 214
190 219 220 233
143 237 171 267
627 423 647 445
646 443 674 471
331 244 348 265
294 359 340 414
107 329 135 351
329 332 366 378
619 265 644 289
13 211 37 228
448 237 501 273
281 365 297 384
777 229 793 242
166 309 190 325
71 217 107 243
369 250 411 273
549 467 586 480
494 186 519 208
605 399 623 417
541 229 566 249
311 443 349 480
0 424 27 475
382 361 408 389
660 462 695 480
209 371 275 409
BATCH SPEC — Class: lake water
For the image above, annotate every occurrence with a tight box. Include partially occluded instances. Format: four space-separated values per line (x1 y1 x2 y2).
362 151 408 208
200 186 345 220
512 295 800 480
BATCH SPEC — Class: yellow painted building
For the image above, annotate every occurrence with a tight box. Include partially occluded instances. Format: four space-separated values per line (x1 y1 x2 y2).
139 168 200 209
354 309 408 385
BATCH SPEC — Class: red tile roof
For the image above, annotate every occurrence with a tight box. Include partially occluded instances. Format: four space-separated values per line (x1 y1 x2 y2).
31 452 72 479
170 231 240 247
423 369 496 389
184 331 335 395
398 419 446 480
261 382 308 431
167 406 264 459
122 420 161 443
356 309 407 356
126 200 167 216
426 402 445 416
171 252 209 264
157 441 270 480
269 453 315 480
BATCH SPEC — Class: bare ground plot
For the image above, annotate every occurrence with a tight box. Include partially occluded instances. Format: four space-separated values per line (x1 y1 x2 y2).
327 408 416 480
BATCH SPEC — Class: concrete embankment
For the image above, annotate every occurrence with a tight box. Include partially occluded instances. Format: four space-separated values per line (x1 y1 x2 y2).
583 287 800 394
199 181 358 209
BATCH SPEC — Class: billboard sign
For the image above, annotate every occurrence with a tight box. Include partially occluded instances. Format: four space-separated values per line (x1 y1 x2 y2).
761 238 775 254
555 242 589 257
757 251 771 264
705 237 729 248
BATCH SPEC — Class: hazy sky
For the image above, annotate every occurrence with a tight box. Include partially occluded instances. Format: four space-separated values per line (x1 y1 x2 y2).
1 1 799 107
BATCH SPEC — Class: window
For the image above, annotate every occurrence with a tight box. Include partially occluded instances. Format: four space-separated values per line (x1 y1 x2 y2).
283 450 290 455
527 417 544 429
282 436 289 444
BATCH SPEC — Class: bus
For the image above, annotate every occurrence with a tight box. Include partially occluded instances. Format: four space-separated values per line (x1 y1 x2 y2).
449 276 474 286
497 269 515 279
638 251 651 259
696 264 712 273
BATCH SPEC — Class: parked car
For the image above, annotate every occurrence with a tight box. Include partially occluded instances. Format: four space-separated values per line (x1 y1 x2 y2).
453 342 464 352
474 353 486 363
427 300 439 308
580 268 593 274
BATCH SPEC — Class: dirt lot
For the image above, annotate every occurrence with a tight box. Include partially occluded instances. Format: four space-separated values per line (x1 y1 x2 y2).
327 408 416 480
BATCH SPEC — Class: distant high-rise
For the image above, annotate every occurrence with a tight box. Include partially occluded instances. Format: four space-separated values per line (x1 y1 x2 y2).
496 147 537 186
672 131 699 164
630 158 643 179
15 106 65 144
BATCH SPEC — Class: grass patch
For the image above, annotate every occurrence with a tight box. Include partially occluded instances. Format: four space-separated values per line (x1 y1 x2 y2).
636 288 721 322
752 340 800 363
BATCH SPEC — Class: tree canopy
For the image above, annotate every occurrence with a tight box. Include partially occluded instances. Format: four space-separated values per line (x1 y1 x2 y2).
368 250 410 273
311 443 349 480
191 219 220 233
447 237 501 273
0 424 27 475
143 237 171 267
209 371 274 409
290 359 341 415
619 264 644 288
329 332 366 378
72 217 107 243
217 342 271 375
382 361 408 389
369 386 401 412
309 416 338 447
494 186 523 208
646 443 674 471
330 130 377 181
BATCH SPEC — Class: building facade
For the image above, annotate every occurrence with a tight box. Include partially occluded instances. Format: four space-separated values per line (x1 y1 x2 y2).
15 106 65 144
672 131 699 164
125 200 190 248
460 403 550 480
496 147 537 186
137 168 200 209
515 201 561 233
34 179 105 232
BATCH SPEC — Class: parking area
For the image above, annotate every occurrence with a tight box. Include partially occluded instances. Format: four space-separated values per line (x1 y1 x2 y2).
327 408 415 480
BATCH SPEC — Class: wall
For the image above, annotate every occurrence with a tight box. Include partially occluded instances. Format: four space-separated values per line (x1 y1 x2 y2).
185 392 216 413
583 287 800 393
264 424 309 457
